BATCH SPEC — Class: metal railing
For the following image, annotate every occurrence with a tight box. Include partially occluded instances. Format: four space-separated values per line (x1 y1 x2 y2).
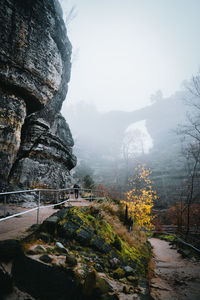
0 188 105 224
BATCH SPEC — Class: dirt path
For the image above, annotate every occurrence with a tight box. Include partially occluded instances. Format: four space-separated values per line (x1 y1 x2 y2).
149 238 200 300
0 198 90 241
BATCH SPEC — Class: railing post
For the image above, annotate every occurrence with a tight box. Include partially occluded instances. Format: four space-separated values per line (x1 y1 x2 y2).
56 191 59 204
37 190 40 225
90 189 92 202
4 195 7 217
68 188 71 205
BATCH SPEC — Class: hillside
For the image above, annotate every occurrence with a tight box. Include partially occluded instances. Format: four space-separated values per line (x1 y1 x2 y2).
0 201 153 300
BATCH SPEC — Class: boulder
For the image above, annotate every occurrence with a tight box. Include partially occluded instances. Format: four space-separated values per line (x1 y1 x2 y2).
55 241 68 254
0 239 23 262
33 245 46 254
39 254 52 263
123 266 135 276
113 268 125 279
76 228 93 246
112 236 122 251
65 254 77 267
41 215 59 235
82 270 113 298
12 255 80 300
39 232 53 244
62 221 80 238
91 236 112 254
0 264 13 296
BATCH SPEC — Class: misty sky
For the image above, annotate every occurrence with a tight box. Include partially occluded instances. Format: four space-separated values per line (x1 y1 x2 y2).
60 0 200 113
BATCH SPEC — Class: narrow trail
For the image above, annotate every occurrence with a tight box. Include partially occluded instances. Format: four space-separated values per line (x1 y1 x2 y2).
0 197 90 241
149 238 200 300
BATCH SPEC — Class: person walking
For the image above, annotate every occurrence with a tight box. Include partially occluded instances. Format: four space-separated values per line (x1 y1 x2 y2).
73 183 80 199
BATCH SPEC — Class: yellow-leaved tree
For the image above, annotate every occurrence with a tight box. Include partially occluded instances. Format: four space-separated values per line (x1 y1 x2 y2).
122 164 157 231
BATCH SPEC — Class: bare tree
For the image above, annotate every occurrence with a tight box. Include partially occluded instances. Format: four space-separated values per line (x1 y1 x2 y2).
121 129 145 184
176 72 200 237
183 142 200 237
177 71 200 142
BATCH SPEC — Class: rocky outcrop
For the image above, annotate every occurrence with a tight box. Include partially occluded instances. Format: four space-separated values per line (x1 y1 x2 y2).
0 0 76 195
0 202 153 299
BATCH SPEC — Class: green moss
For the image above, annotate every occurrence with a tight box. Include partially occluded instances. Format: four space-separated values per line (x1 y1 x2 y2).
21 204 152 282
146 232 153 238
155 233 176 242
68 207 150 275
113 267 125 279
98 220 115 243
61 207 99 229
112 235 122 251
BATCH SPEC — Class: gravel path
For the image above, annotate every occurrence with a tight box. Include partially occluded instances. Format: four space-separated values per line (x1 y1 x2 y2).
0 198 90 241
149 238 200 300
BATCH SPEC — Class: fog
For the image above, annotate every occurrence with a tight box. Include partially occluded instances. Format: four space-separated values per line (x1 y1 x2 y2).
58 1 200 206
124 120 153 155
60 0 200 113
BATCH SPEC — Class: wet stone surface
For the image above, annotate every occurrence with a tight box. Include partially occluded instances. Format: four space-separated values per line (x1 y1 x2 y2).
149 238 200 300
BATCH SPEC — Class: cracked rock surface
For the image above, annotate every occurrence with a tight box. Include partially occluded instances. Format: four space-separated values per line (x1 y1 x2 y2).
0 0 76 198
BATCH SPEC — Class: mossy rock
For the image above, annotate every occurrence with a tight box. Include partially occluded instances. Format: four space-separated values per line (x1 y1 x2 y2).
29 204 151 282
113 267 125 279
112 236 122 251
62 221 80 238
76 228 94 246
65 254 77 267
89 206 101 216
33 245 46 254
127 275 139 285
38 233 53 244
123 266 135 276
41 215 59 235
90 236 112 254
83 270 113 297
94 263 104 272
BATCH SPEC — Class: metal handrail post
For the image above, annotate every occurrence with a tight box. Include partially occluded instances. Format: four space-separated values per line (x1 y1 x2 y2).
37 190 40 224
0 187 107 223
4 195 7 217
56 191 59 204
68 188 71 205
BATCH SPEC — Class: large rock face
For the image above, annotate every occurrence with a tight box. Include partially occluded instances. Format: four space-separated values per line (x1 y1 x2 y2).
0 0 76 196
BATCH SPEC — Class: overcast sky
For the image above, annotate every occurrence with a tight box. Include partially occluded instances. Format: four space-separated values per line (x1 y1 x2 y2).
60 0 200 113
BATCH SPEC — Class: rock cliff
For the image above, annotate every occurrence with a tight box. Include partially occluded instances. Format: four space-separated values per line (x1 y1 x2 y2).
0 0 76 196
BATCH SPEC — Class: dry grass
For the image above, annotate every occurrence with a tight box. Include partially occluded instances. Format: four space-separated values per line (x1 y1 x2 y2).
91 201 146 250
147 254 155 281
